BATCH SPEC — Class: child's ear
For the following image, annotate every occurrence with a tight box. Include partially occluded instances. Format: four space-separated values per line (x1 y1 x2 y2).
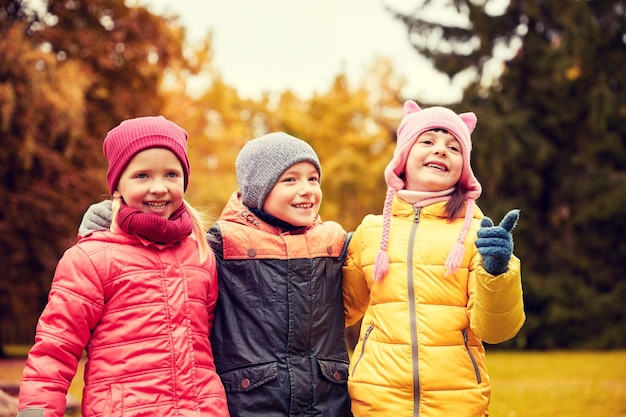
112 190 122 198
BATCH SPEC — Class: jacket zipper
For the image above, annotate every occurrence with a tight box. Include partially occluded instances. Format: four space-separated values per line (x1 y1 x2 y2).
351 324 373 376
409 206 421 417
463 328 482 384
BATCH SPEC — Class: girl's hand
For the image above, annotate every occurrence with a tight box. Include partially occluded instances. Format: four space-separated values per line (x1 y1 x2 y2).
475 209 520 276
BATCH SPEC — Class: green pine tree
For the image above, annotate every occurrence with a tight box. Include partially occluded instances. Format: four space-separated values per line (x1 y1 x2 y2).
391 0 626 349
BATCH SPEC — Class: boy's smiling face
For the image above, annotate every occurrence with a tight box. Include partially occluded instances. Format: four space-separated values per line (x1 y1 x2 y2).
262 161 322 227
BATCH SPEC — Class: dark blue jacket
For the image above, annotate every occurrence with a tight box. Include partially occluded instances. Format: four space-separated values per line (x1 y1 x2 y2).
207 192 352 417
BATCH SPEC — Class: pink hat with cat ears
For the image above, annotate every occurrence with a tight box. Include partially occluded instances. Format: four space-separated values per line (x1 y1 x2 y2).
372 100 482 281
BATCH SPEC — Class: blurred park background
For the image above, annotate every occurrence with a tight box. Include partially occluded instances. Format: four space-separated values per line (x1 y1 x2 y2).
1 0 625 415
1 0 626 401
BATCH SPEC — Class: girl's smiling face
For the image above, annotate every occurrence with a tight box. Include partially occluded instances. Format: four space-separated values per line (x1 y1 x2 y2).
115 148 185 219
403 129 463 192
262 161 322 227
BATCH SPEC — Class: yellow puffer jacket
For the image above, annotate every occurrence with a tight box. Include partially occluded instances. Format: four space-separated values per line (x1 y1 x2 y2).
343 197 524 417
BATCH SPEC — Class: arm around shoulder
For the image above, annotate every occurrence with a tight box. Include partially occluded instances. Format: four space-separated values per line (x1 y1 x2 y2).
342 226 370 327
205 222 222 252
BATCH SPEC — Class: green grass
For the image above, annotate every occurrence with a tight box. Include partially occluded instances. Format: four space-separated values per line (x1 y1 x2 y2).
2 348 625 417
487 350 626 417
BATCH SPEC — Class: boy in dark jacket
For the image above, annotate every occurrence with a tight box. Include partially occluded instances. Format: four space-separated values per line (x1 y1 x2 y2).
207 132 352 417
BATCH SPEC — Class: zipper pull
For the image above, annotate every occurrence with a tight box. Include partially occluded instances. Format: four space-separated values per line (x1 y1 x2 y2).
414 206 421 224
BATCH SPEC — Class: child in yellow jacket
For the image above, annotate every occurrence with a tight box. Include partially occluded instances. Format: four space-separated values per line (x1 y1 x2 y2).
342 100 525 417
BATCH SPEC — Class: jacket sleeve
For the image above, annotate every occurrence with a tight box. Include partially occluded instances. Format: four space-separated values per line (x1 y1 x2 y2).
19 245 105 417
342 226 371 327
468 254 525 344
205 223 223 256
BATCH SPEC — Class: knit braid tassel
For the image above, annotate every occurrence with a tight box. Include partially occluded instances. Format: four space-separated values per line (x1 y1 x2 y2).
373 250 389 281
444 242 464 277
444 198 476 277
373 187 396 281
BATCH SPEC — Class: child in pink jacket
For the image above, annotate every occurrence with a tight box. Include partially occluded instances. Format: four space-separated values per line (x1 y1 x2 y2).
18 116 229 417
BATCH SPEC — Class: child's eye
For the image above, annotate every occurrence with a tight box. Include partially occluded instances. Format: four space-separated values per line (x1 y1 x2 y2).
166 171 179 178
309 176 320 183
449 145 460 152
136 173 148 179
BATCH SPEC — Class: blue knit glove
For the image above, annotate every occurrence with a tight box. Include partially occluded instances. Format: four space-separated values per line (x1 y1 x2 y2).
475 209 520 276
78 200 113 237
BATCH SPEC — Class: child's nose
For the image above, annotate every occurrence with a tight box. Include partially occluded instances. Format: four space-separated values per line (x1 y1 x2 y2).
433 143 447 155
150 179 168 193
298 181 314 194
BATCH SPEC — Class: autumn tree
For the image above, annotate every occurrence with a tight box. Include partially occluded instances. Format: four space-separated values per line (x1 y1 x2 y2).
157 35 274 220
391 0 626 348
164 49 406 233
0 0 188 349
268 61 405 232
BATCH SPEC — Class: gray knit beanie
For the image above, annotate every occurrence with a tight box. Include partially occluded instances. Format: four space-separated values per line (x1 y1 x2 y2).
236 132 322 210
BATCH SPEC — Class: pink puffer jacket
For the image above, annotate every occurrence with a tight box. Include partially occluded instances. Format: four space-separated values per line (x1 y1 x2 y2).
18 230 229 417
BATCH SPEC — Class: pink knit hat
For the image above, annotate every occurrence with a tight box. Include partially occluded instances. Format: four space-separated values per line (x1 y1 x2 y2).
372 100 482 280
103 116 190 194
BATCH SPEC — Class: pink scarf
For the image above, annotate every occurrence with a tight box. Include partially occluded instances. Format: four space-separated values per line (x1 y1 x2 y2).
117 202 193 244
396 187 455 207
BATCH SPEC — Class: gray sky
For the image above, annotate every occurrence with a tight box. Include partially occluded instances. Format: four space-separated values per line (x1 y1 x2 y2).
142 0 460 103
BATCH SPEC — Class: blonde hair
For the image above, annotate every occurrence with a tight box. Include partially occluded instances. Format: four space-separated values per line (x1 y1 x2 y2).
110 197 211 263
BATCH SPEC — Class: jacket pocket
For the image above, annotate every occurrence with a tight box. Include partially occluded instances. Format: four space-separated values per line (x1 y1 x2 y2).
218 362 278 393
317 358 349 384
350 324 374 378
462 328 482 384
104 384 123 417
